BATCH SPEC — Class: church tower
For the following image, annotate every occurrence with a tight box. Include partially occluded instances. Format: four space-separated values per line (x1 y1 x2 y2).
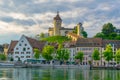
77 22 84 36
53 11 62 36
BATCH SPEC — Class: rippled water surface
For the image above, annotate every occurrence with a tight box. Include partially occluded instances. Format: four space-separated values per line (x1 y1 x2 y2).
0 68 119 80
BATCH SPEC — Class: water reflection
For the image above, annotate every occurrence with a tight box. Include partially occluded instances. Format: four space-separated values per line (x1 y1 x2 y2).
0 68 119 80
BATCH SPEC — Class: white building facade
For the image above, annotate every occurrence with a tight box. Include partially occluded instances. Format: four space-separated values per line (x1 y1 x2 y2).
13 35 33 62
13 35 46 62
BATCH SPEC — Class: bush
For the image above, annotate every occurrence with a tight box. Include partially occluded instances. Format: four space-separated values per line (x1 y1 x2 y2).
0 54 6 61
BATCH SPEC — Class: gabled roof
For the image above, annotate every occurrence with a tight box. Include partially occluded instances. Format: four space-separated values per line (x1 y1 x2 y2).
25 36 46 51
8 41 18 54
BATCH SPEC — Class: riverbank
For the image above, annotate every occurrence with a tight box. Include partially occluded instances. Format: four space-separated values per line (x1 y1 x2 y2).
0 62 120 70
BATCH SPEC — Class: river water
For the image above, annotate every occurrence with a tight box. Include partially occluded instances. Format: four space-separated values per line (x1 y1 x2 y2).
0 68 119 80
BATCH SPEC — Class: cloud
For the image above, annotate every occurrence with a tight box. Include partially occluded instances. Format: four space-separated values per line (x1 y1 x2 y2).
0 0 120 44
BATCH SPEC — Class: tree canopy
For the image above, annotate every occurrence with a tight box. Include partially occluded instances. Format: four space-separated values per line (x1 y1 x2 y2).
0 54 6 61
92 48 100 60
75 51 84 64
73 27 88 38
42 36 71 49
103 44 113 62
115 49 120 64
102 23 115 35
42 45 54 61
34 48 41 60
94 23 120 40
56 49 70 61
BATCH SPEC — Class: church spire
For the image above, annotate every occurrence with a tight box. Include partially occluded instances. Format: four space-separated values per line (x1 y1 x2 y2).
57 11 59 15
54 11 62 21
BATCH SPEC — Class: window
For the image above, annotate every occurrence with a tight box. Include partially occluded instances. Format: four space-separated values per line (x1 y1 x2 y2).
21 52 24 54
77 48 79 51
21 56 24 58
15 56 18 58
23 48 26 51
16 48 18 50
27 48 30 50
26 56 30 58
25 44 27 46
26 52 30 54
15 52 19 54
19 44 21 46
21 40 24 42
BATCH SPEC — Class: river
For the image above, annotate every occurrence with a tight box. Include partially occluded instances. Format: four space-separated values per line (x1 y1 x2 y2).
0 68 119 80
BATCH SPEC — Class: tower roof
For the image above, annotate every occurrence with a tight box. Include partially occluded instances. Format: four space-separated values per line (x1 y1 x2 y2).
54 11 62 21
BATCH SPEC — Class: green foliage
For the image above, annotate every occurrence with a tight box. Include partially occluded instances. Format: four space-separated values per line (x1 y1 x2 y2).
103 44 113 62
75 51 84 63
42 36 70 44
40 32 45 39
102 23 115 35
92 48 100 60
94 32 105 38
94 23 120 40
0 54 6 61
42 45 54 61
42 36 71 49
115 35 120 40
73 27 88 38
115 49 120 64
73 26 77 34
82 31 87 38
34 48 41 60
56 49 70 61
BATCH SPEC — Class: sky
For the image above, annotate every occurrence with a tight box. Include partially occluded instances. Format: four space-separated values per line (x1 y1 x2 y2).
0 0 120 44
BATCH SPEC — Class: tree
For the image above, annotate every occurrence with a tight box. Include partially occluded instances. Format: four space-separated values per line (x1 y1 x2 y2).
82 31 87 38
92 48 100 66
73 26 77 34
102 23 115 36
56 49 70 64
42 36 71 49
92 48 100 60
73 27 88 38
34 48 41 60
42 45 54 62
75 51 84 65
115 35 120 40
103 44 113 66
0 54 6 61
94 23 120 40
40 32 45 39
94 32 105 38
115 49 120 64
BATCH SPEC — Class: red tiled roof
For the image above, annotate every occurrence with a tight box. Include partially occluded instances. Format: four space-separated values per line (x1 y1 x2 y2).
25 36 46 51
8 41 18 54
